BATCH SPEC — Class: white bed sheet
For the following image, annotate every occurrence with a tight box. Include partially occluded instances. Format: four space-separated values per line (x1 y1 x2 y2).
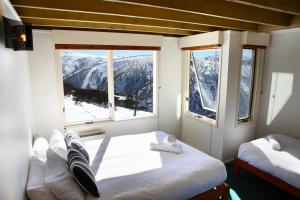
238 134 300 189
84 131 227 200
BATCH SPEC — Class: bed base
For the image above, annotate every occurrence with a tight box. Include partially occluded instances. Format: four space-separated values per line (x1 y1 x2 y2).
233 158 300 198
189 182 229 200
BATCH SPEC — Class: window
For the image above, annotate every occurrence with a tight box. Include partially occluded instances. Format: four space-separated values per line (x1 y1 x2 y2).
238 48 256 122
113 50 154 119
62 50 109 124
185 48 221 122
60 48 157 125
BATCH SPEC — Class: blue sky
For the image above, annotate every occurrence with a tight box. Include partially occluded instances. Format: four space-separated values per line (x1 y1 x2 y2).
63 50 153 57
243 49 254 59
193 49 220 59
114 50 153 57
64 50 107 56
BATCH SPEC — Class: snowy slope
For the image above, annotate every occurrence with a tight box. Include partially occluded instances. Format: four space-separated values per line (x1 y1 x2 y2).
61 52 154 122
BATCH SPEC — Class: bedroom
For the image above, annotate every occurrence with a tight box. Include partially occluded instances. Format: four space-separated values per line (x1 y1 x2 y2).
0 0 299 199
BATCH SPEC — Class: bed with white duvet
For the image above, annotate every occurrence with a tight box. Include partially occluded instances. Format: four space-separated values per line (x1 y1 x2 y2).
84 131 227 200
238 134 300 189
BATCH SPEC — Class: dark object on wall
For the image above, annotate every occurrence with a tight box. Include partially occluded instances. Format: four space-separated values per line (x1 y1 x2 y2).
2 16 33 51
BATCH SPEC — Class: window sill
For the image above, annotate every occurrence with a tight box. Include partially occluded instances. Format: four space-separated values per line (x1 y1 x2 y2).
65 114 157 128
114 113 156 122
184 112 217 127
236 118 255 127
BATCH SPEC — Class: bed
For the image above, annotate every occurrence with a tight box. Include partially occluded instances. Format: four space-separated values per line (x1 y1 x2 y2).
82 131 228 200
233 134 300 198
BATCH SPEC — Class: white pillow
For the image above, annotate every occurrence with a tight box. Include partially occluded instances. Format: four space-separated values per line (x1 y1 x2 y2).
32 135 50 161
27 136 58 200
45 148 84 200
49 130 67 160
267 135 281 151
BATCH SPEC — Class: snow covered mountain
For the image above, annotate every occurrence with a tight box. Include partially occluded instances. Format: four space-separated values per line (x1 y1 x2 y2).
62 51 153 113
189 53 251 120
62 51 250 120
189 54 220 119
238 57 254 119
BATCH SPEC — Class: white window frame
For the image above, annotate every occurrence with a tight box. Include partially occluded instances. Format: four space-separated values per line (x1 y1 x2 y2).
236 47 265 125
182 48 222 126
55 49 159 127
237 48 256 123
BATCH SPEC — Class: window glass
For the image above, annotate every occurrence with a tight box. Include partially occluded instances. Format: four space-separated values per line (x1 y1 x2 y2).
113 50 154 119
61 50 109 123
238 49 256 121
188 49 220 120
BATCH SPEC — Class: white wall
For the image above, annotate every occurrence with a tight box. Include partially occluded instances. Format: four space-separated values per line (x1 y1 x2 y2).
158 38 182 138
257 28 300 140
52 30 162 46
29 31 64 139
179 31 223 48
220 31 263 161
29 30 182 138
0 1 33 199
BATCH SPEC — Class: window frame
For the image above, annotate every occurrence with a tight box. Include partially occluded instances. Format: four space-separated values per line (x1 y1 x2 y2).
236 45 267 125
237 48 257 123
182 46 222 126
55 45 159 127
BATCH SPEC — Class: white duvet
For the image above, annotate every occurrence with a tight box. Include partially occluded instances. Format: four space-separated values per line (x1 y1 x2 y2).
84 131 227 200
238 134 300 189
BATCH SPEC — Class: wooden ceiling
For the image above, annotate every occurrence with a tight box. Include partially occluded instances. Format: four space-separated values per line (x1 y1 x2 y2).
11 0 300 36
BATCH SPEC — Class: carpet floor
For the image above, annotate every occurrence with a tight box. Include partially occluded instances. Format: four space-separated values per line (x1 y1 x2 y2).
226 163 299 200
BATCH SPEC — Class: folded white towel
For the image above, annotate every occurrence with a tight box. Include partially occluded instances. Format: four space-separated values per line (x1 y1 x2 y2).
267 135 281 151
163 134 176 144
150 142 182 154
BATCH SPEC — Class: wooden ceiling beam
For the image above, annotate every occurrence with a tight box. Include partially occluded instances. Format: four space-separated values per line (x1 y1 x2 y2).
15 7 217 32
31 26 184 37
11 0 257 31
227 0 300 16
291 16 300 27
106 0 291 26
258 16 300 32
22 17 197 36
257 24 283 32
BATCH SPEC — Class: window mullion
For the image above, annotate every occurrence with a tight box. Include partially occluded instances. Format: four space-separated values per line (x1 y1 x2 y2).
107 50 115 120
185 51 191 112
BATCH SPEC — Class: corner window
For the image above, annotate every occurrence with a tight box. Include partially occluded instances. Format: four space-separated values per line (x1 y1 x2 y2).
185 48 221 123
238 48 256 122
60 48 157 125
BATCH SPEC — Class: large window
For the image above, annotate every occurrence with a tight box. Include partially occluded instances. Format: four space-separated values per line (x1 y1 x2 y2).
60 48 156 125
238 48 256 122
186 48 221 122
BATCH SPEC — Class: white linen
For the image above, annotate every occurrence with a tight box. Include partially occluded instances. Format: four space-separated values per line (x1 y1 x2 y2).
27 137 58 200
238 134 300 189
266 135 281 151
150 142 182 154
84 131 227 200
163 134 176 144
45 148 84 200
49 130 67 160
27 157 58 200
31 135 49 161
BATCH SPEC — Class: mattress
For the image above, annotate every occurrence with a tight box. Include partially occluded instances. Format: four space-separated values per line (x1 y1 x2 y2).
84 131 227 200
238 134 300 189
